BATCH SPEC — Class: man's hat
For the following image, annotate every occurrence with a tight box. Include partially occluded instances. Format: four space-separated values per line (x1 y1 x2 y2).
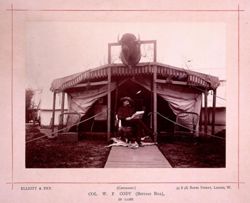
120 96 134 103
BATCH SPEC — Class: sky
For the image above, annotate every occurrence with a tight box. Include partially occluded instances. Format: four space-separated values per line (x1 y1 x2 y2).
26 22 226 108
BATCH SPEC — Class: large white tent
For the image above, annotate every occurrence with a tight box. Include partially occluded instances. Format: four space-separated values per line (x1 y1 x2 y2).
50 62 219 140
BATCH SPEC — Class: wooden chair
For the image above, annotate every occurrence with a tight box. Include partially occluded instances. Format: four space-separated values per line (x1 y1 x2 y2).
115 115 133 142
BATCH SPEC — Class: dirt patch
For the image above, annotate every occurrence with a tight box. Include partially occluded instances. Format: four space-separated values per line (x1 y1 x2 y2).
158 137 225 168
26 126 110 168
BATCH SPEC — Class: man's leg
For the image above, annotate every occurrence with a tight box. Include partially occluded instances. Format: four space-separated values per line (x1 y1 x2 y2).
132 119 153 136
129 120 149 146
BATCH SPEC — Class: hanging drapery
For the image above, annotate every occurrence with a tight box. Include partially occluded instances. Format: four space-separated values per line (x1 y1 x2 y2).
132 78 202 132
66 83 116 126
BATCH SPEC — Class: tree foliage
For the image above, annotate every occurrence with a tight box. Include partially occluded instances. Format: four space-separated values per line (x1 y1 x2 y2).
26 89 34 122
26 89 34 109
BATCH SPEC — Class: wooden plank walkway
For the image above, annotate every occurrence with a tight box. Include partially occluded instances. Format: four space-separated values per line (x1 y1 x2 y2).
105 145 172 168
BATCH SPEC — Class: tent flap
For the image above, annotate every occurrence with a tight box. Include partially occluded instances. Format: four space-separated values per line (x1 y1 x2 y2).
66 83 116 126
133 78 202 132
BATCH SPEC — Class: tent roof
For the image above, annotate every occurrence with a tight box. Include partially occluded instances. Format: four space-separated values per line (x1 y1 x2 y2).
50 62 220 92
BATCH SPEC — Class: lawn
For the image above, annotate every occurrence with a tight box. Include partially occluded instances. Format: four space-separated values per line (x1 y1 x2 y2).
26 125 111 168
158 136 225 168
26 125 225 168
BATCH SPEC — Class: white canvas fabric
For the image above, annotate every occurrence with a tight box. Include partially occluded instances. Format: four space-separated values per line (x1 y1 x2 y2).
133 78 202 132
66 78 201 132
66 83 116 126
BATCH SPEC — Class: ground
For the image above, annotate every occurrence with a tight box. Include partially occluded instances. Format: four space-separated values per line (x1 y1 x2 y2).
26 125 110 168
26 125 225 168
158 136 225 168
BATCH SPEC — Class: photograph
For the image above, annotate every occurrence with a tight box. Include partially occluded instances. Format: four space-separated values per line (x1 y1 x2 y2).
25 22 226 168
1 1 249 202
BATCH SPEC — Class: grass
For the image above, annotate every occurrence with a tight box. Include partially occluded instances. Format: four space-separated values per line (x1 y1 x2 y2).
158 136 225 168
26 125 110 168
26 125 225 168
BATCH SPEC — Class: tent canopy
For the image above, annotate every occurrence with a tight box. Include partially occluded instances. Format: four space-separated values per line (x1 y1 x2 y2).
50 62 220 93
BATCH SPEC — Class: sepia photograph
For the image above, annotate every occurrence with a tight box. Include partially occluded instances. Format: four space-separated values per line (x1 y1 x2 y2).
1 1 250 202
25 22 226 168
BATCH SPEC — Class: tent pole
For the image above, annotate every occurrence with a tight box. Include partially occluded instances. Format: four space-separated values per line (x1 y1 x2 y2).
212 89 217 135
204 90 208 136
115 81 119 108
107 43 112 140
108 43 111 64
153 66 157 142
150 76 153 129
107 67 111 141
59 92 65 129
199 93 203 133
153 40 157 62
114 82 118 118
51 92 56 135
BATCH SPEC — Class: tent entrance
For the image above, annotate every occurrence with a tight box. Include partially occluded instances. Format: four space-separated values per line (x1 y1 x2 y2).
66 77 201 138
111 79 153 131
75 79 176 135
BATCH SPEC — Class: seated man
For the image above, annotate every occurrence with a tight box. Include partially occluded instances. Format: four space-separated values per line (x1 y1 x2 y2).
117 96 153 146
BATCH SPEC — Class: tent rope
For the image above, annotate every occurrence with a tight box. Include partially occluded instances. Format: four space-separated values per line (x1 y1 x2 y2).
26 111 107 144
26 110 224 143
156 112 225 140
157 112 195 131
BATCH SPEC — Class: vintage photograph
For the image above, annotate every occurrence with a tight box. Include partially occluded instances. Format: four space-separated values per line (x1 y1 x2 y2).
3 0 250 202
25 22 226 168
